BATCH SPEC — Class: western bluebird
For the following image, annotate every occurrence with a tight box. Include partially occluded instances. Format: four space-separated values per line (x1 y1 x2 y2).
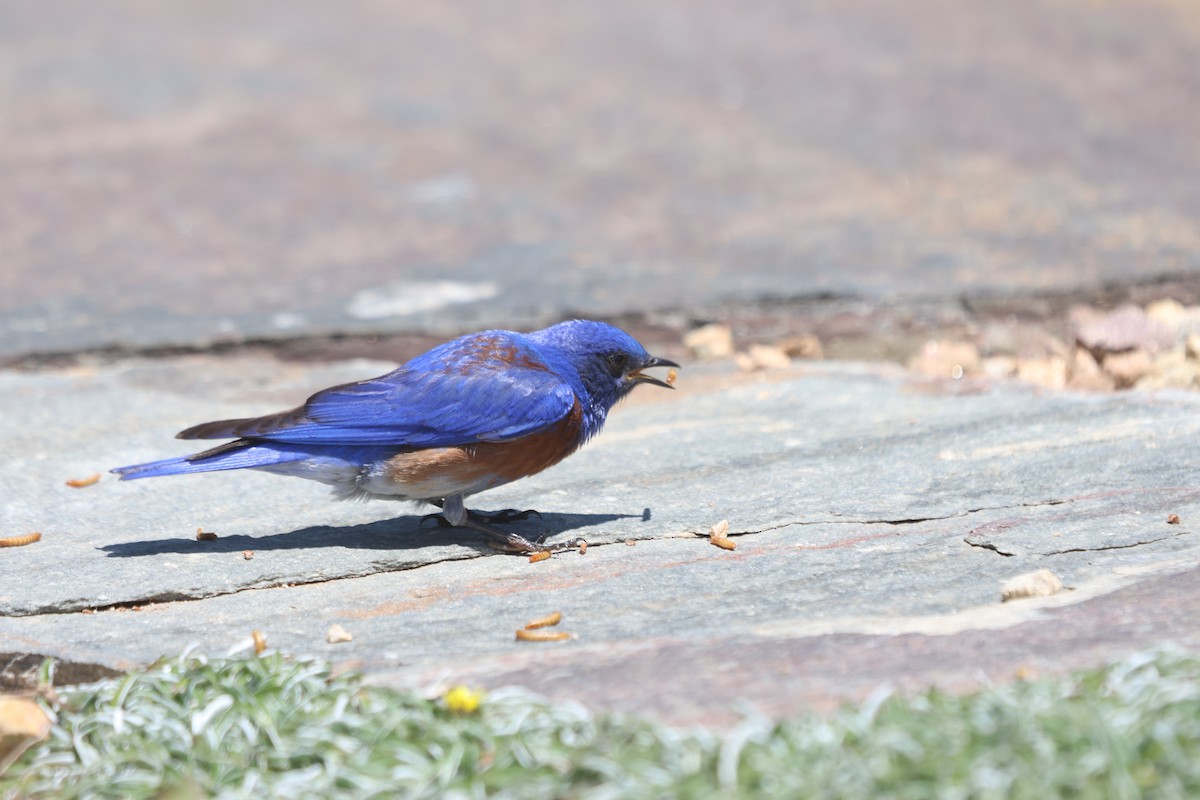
112 320 678 553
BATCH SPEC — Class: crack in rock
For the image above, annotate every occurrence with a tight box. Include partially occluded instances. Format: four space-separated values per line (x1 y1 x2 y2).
725 499 1077 540
24 537 656 617
965 540 1018 557
15 498 1091 617
966 528 1194 560
26 558 479 618
1041 531 1192 557
799 498 1072 529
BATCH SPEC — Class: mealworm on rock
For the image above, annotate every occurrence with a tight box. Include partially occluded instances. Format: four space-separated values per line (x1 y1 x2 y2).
66 473 101 488
0 532 41 548
515 629 572 642
524 611 562 630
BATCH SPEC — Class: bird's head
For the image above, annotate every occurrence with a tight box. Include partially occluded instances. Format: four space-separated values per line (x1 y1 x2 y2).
529 320 679 411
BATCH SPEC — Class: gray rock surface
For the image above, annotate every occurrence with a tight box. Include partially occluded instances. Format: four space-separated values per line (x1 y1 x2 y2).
4 0 1200 359
4 0 1200 732
3 356 1199 724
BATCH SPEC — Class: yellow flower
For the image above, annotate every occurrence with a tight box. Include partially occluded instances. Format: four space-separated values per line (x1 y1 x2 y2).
443 685 484 714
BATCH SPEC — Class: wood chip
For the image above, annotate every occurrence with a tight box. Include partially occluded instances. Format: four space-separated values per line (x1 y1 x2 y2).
908 340 980 380
1101 349 1154 389
0 532 41 548
666 368 678 386
65 473 101 488
528 550 552 563
252 630 267 654
780 334 823 360
736 343 791 371
326 624 353 644
683 323 734 359
708 519 736 550
523 611 562 630
0 696 53 774
515 629 572 642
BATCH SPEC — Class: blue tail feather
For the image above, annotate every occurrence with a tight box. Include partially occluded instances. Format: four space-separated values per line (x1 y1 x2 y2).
111 443 309 480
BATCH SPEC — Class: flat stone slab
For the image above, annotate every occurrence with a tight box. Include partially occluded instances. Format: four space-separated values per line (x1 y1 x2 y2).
4 0 1200 360
3 356 1200 723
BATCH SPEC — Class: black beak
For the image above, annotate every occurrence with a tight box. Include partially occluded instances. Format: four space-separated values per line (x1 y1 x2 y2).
630 355 680 389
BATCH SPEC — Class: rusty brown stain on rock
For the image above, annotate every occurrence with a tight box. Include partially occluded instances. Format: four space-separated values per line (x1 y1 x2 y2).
794 531 895 551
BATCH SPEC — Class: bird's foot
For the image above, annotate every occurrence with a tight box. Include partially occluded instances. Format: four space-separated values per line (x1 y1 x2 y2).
484 533 587 555
422 499 578 556
465 516 584 555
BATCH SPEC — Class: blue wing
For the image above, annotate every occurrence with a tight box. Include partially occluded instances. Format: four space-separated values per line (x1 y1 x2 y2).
177 332 576 448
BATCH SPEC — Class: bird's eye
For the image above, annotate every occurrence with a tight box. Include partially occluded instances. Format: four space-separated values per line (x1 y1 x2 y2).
605 352 627 375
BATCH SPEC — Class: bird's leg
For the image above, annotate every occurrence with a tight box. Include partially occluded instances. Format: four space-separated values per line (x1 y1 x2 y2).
443 494 540 552
419 499 454 528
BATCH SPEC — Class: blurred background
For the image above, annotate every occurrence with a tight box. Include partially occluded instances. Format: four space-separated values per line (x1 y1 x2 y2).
2 0 1198 363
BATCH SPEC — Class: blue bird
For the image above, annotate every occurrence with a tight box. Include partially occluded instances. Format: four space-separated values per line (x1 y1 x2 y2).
112 320 678 553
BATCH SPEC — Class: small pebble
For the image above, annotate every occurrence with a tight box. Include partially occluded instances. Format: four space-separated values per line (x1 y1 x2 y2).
326 624 353 644
1001 569 1063 602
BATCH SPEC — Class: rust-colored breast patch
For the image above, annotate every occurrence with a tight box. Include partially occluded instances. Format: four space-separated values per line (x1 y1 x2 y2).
384 400 584 499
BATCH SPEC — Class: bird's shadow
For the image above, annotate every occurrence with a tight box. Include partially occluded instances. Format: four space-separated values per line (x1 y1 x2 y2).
100 510 644 558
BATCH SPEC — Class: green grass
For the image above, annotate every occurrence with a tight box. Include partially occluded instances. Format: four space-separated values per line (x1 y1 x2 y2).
5 648 1200 799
